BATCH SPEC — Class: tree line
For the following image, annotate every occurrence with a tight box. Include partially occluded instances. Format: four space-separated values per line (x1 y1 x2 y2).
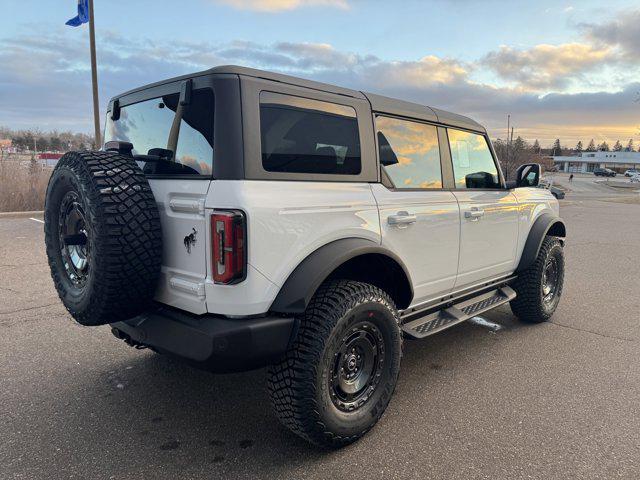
0 127 94 153
548 138 635 156
492 136 637 180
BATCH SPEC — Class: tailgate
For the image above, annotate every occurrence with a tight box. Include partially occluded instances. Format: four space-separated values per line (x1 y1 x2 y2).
148 179 211 314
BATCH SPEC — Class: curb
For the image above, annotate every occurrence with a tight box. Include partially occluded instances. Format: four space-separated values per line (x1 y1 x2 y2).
0 210 44 219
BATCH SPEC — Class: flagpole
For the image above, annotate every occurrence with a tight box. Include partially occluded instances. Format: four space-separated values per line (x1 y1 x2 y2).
88 0 101 149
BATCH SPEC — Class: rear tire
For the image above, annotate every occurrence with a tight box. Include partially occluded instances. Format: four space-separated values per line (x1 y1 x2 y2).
44 151 162 326
510 236 564 323
268 280 402 448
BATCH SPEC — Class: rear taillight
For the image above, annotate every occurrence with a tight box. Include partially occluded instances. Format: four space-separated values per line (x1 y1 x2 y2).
211 210 246 284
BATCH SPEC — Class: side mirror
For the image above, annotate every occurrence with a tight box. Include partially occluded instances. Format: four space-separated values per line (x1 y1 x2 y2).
515 163 541 188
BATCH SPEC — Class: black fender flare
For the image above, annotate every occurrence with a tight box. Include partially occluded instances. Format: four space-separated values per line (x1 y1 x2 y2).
270 238 414 314
516 213 566 273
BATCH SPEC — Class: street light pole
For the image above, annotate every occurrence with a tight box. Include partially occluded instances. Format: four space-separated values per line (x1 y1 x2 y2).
88 0 101 149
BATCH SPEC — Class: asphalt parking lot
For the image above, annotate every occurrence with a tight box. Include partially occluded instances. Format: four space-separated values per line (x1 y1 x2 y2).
2 182 640 479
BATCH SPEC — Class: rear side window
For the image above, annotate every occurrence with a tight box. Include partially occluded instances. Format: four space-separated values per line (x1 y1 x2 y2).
105 89 214 176
447 129 500 189
259 92 361 175
376 116 442 189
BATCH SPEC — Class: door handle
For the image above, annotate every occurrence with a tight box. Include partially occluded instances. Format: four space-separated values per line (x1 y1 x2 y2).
388 211 417 226
464 208 485 221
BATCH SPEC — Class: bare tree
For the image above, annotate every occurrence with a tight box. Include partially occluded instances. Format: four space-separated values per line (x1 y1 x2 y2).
493 136 540 180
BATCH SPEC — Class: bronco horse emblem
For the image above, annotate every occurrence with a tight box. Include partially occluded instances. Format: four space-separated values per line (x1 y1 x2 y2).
183 228 197 254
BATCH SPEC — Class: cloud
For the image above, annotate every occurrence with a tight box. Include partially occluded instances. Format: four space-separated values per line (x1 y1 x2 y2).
581 9 640 61
0 29 638 146
213 0 348 12
481 43 612 90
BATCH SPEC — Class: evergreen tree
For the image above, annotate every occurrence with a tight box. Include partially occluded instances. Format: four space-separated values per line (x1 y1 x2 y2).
613 140 623 151
598 141 610 151
532 139 541 153
586 139 597 152
626 139 635 152
575 140 583 153
551 138 562 156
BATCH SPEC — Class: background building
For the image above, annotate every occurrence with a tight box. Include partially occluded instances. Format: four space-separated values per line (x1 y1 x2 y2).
553 151 640 173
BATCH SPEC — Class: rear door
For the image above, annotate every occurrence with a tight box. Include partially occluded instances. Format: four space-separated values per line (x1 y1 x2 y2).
104 79 217 314
372 115 460 305
444 128 519 288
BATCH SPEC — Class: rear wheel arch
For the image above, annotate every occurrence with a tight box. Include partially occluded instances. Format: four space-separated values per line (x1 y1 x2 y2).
269 238 414 314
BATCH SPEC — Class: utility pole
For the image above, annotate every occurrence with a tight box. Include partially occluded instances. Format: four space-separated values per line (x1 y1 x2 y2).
88 0 101 149
506 114 511 178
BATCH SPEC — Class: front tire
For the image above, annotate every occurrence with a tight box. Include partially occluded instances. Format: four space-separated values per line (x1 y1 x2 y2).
268 280 402 448
510 236 565 323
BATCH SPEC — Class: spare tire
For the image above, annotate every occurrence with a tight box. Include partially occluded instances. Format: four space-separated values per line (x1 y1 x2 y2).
44 151 162 326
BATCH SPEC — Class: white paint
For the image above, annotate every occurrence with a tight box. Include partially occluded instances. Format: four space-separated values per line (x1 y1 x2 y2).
150 179 559 318
453 190 520 289
148 179 211 315
204 180 379 316
371 184 460 303
29 217 44 224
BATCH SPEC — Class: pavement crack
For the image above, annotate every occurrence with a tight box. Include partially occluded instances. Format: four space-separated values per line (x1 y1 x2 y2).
0 302 60 315
550 321 637 344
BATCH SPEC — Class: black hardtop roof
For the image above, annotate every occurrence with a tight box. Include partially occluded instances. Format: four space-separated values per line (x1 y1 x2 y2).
111 65 485 133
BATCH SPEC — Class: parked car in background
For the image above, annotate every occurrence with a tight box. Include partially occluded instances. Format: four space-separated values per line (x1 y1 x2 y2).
624 169 639 177
594 168 616 177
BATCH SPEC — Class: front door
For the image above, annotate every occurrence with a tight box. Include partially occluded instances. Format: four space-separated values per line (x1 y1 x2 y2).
372 115 460 305
445 128 519 289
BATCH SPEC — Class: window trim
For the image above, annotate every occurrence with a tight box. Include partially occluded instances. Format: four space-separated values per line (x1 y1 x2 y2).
105 76 218 180
240 76 378 183
374 113 446 192
259 90 362 176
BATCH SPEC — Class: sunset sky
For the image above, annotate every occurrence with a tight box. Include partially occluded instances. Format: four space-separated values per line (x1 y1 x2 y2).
2 0 639 147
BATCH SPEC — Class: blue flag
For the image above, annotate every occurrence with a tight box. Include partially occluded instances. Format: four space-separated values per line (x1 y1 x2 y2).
66 0 90 27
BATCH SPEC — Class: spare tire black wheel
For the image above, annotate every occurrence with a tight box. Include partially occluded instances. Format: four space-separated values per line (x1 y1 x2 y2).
44 151 162 326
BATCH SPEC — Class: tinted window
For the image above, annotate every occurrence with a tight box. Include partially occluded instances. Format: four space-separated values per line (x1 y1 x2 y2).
376 116 442 189
448 129 500 189
260 92 361 175
105 89 214 175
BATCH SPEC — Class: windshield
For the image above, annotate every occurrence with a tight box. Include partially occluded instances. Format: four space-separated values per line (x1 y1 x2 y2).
104 88 214 176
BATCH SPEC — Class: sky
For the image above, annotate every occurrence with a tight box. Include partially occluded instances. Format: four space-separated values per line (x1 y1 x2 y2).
1 0 639 147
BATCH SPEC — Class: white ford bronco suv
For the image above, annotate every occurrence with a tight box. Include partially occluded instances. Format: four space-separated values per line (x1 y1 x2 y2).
44 66 566 448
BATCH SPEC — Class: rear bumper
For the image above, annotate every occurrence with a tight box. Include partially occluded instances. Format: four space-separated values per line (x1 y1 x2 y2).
111 307 296 372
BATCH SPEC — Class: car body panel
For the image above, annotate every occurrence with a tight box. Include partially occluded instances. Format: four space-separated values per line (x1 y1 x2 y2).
204 180 380 315
452 190 520 289
371 184 461 304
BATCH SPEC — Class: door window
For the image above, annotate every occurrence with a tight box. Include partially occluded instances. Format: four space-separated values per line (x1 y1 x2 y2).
447 129 500 189
259 92 361 175
376 116 442 189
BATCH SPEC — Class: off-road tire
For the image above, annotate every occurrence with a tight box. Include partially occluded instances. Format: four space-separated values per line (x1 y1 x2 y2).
510 236 564 323
44 151 162 326
268 280 402 448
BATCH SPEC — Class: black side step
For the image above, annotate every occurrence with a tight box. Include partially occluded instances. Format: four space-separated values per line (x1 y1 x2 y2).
401 286 516 339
